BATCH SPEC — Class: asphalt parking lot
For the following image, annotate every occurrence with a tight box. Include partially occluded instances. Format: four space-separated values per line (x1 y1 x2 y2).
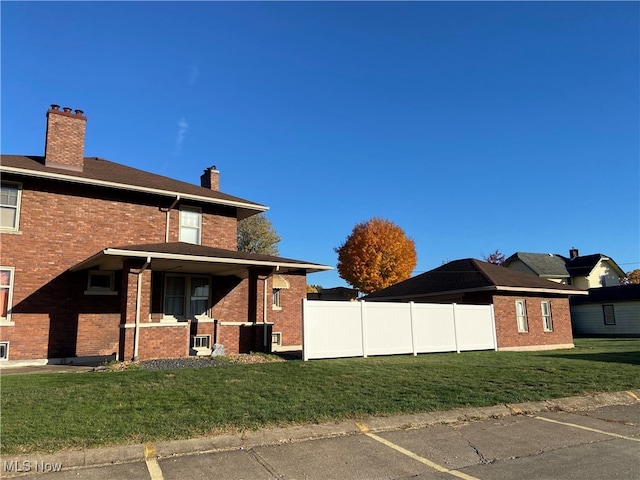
2 391 639 480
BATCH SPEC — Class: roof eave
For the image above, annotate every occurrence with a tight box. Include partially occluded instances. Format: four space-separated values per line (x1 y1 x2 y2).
495 286 588 295
0 165 268 216
367 286 498 301
70 247 333 274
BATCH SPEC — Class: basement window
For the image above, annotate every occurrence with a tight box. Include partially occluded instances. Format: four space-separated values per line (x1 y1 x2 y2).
0 342 8 361
85 271 117 295
192 335 211 349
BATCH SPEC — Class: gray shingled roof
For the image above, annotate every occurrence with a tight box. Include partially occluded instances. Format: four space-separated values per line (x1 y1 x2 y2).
505 251 626 279
503 252 570 278
365 258 583 300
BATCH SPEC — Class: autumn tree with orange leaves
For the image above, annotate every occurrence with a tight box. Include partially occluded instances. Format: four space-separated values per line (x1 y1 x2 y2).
335 218 417 294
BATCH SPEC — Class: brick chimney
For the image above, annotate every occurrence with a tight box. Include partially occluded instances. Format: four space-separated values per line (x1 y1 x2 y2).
200 165 219 191
44 104 87 171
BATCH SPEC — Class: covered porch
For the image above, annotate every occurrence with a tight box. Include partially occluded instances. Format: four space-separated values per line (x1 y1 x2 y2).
71 242 330 360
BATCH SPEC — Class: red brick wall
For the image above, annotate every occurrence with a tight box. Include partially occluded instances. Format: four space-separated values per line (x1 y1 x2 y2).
44 108 86 170
0 176 237 361
493 295 573 349
75 313 120 357
215 323 241 353
269 273 306 347
137 324 190 359
120 324 190 360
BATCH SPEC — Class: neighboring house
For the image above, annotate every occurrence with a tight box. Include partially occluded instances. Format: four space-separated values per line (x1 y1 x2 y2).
364 258 587 351
569 285 640 337
0 105 330 364
504 249 625 289
307 287 359 301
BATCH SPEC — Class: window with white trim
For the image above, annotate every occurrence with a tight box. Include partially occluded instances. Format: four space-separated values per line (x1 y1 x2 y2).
272 288 281 309
603 305 616 325
85 271 116 295
179 206 202 245
515 299 528 332
192 335 211 349
1 182 22 232
0 342 8 361
0 267 15 324
163 275 210 321
541 301 553 331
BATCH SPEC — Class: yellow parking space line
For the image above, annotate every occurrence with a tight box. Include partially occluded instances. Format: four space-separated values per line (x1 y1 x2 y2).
355 422 481 480
533 416 640 442
626 391 640 402
143 443 165 480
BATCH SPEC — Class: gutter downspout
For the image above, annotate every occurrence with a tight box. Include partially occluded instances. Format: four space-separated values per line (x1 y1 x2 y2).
263 277 269 350
133 256 151 361
163 195 180 243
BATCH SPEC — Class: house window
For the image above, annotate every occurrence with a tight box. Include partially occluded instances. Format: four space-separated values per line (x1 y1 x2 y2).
541 301 553 331
0 342 8 361
0 267 15 324
163 275 210 320
85 271 116 295
272 332 282 347
191 335 211 349
180 206 202 245
190 277 210 317
272 288 281 309
515 299 528 332
603 305 616 325
271 275 289 310
0 182 22 232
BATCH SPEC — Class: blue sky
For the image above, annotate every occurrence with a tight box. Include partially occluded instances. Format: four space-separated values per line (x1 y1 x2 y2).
2 1 639 288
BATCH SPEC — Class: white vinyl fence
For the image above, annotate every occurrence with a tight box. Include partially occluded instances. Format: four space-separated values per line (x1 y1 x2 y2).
302 300 497 361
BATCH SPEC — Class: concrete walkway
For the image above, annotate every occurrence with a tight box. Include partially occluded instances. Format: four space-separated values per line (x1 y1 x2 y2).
1 389 638 478
0 363 99 375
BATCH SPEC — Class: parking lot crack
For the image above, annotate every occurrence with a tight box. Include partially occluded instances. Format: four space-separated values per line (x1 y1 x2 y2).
456 432 493 465
247 448 284 479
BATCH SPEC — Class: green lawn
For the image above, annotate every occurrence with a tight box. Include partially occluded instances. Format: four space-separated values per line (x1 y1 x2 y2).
1 338 639 454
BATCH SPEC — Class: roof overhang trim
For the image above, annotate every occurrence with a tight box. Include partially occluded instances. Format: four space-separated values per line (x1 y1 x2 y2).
0 165 268 215
71 247 332 274
367 284 587 301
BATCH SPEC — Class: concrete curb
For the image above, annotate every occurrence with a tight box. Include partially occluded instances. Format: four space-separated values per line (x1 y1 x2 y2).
2 390 639 476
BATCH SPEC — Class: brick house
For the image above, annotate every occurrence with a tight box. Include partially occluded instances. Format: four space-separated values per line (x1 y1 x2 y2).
0 105 330 364
365 258 588 351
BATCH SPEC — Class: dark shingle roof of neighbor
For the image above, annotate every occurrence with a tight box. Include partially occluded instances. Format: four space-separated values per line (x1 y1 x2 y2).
504 252 624 278
570 284 640 305
564 253 611 276
365 258 584 300
503 252 570 277
0 155 267 216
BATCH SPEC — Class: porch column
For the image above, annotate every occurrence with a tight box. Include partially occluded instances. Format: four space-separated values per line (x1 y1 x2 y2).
120 258 152 360
247 267 273 323
246 267 274 353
